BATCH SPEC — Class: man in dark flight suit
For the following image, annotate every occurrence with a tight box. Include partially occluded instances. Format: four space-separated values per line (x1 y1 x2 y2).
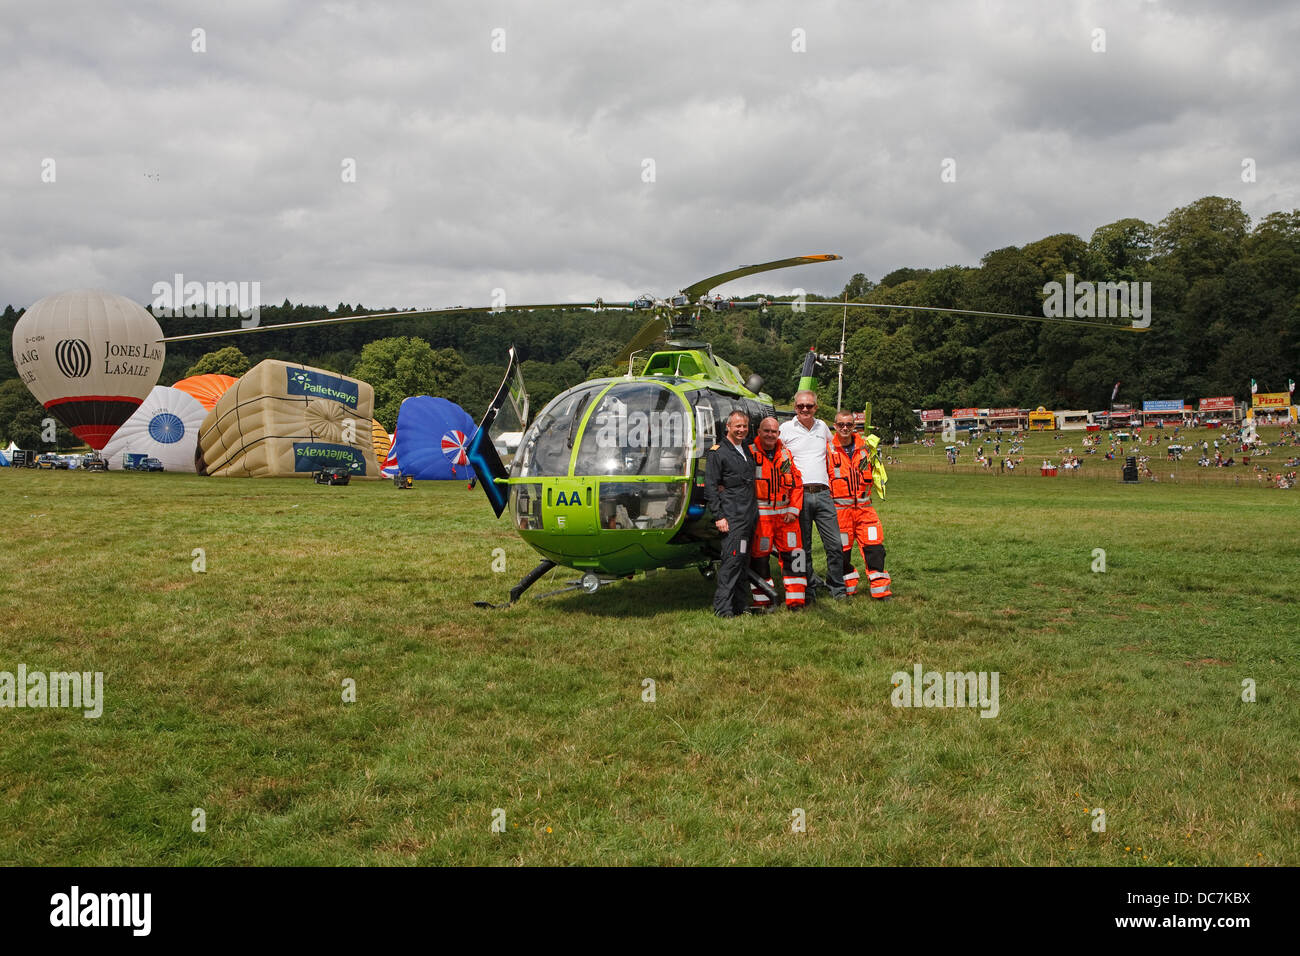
704 410 759 618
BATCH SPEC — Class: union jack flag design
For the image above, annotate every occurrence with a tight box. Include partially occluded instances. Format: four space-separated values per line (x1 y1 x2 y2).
442 430 469 470
381 428 399 477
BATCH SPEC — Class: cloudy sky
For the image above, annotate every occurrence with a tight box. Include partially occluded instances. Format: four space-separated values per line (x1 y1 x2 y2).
3 0 1297 316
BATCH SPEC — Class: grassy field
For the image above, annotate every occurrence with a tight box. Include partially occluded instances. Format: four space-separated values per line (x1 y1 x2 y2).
1 460 1297 865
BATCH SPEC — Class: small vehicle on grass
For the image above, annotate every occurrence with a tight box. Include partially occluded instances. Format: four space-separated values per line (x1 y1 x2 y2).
82 452 108 472
37 453 69 470
393 473 414 489
314 465 351 485
123 454 164 471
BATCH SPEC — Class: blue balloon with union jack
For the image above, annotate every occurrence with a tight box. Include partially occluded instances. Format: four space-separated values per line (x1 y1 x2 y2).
386 396 478 480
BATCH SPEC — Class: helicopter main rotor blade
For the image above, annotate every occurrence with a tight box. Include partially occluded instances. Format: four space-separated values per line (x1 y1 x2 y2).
736 299 1149 332
156 301 613 343
614 314 671 364
680 254 842 300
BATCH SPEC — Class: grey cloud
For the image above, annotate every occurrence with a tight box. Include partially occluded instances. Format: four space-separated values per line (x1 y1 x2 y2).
2 0 1297 313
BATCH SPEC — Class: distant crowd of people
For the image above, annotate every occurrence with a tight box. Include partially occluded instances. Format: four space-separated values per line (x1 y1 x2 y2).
913 420 1297 487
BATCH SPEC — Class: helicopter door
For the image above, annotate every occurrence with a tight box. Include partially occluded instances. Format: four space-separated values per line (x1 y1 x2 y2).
542 478 598 535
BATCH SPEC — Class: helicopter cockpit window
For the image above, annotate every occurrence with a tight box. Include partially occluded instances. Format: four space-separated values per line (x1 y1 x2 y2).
599 481 687 530
573 382 691 477
514 383 606 478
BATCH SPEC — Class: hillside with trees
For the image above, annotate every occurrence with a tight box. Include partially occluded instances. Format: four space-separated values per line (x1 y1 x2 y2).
3 196 1297 442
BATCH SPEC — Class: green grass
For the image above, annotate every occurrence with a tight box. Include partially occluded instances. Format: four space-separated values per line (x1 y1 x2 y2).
1 464 1297 865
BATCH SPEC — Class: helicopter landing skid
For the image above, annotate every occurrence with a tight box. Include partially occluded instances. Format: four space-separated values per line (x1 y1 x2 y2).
474 559 625 608
473 558 558 609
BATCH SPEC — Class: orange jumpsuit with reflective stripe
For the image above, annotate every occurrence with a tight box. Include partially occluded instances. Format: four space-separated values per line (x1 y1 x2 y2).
748 439 806 608
826 435 891 598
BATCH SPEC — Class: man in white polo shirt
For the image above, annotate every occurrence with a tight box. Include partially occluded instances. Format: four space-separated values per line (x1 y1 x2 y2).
779 390 846 599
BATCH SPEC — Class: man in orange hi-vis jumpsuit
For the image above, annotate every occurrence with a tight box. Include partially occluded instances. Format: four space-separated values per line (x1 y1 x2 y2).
827 410 892 599
748 417 807 611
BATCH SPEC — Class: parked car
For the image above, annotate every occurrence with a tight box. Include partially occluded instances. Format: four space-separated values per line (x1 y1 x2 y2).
37 453 69 470
123 454 164 471
314 465 351 485
82 452 108 472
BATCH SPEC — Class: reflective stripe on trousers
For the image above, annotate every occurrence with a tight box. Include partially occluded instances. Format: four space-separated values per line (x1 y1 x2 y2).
783 575 806 606
868 570 892 598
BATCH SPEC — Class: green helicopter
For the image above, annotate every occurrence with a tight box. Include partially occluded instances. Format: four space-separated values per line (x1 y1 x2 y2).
160 253 1144 605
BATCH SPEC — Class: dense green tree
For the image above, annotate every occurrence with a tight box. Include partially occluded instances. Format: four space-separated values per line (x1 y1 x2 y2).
969 247 1043 317
1023 233 1088 284
450 365 505 421
1155 196 1250 280
841 272 873 299
1088 217 1155 278
0 379 75 449
184 346 251 378
568 337 621 373
0 306 19 379
844 329 921 433
314 350 358 375
878 267 930 288
353 337 468 429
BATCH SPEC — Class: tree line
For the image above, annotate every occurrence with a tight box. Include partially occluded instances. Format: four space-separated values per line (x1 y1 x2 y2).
2 195 1296 442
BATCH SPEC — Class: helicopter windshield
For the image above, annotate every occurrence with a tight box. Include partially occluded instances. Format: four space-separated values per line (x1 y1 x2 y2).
514 382 606 478
573 382 691 477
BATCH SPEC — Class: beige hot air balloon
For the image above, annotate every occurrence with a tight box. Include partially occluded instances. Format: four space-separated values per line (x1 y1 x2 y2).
196 360 378 478
11 290 165 449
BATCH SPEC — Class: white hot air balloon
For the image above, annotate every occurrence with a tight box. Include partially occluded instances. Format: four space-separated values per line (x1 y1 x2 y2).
101 386 207 473
11 290 165 449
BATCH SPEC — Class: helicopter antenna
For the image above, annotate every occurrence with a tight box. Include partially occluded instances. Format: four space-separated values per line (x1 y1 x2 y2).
837 293 848 412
